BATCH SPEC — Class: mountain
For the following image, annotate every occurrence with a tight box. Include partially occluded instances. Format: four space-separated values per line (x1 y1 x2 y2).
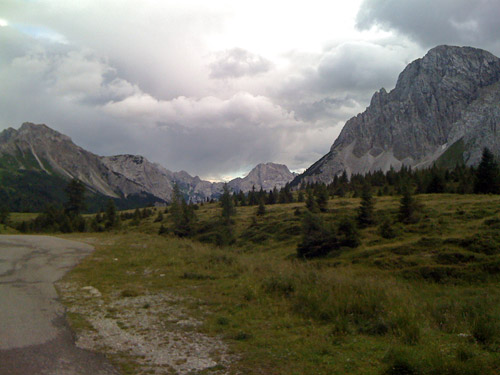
228 163 296 192
0 123 295 210
295 45 500 184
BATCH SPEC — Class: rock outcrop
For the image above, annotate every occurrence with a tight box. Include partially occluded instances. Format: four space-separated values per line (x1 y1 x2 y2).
297 45 500 184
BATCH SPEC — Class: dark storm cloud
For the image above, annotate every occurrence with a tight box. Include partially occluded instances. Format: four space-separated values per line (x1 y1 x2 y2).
357 0 500 54
209 48 273 79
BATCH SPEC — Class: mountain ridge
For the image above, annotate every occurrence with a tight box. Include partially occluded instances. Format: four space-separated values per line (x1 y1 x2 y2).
294 45 500 184
0 123 295 206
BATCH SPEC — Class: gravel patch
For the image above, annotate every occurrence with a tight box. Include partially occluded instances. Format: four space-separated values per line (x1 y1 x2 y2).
57 282 233 374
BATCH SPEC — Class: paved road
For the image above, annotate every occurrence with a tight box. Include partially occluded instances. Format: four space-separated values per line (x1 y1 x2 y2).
0 235 119 375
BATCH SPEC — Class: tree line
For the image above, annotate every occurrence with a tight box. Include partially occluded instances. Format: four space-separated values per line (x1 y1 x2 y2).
9 148 500 241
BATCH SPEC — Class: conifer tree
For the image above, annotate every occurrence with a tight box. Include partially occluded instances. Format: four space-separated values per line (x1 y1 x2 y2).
173 199 196 237
398 185 421 224
315 184 329 212
474 147 500 194
305 189 320 213
220 184 236 223
64 179 86 216
297 190 305 202
248 185 258 206
169 184 183 224
337 217 360 248
357 184 375 227
297 211 337 258
256 199 266 216
104 199 118 229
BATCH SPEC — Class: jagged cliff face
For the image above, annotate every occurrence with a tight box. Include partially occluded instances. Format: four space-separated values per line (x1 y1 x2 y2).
0 123 295 202
299 45 500 183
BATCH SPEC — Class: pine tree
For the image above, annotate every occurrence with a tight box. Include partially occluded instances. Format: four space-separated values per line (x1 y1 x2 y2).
474 147 500 194
64 179 86 216
398 185 421 224
220 184 236 223
297 211 338 258
305 189 320 213
169 184 183 224
173 199 196 237
238 191 247 206
256 199 266 216
131 208 141 225
379 218 397 239
104 199 118 229
357 184 375 227
315 184 329 212
337 217 360 248
297 190 305 202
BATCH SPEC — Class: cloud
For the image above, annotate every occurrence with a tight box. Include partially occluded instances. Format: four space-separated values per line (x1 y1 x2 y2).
8 45 141 104
0 26 328 177
209 48 273 79
274 40 421 129
2 0 227 99
317 43 408 91
8 0 499 180
356 0 500 54
103 91 298 129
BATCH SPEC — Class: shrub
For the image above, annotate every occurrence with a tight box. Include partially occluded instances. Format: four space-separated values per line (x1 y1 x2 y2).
471 314 499 346
337 217 360 248
382 348 421 375
379 218 397 239
296 212 338 258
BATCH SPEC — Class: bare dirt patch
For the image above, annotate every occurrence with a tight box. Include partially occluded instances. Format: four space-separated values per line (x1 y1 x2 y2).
57 282 233 375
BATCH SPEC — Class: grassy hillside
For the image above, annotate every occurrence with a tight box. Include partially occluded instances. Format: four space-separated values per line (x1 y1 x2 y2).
34 194 500 374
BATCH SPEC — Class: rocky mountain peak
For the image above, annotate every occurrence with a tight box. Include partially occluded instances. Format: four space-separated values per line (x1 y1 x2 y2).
229 162 295 192
18 122 73 143
298 45 500 184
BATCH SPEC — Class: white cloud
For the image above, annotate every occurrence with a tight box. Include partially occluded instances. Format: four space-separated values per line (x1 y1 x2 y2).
102 91 301 130
209 48 273 79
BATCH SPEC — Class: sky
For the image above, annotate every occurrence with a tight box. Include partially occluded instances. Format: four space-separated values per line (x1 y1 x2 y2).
1 0 500 181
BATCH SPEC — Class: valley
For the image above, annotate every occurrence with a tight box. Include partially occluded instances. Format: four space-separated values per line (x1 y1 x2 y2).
2 44 500 374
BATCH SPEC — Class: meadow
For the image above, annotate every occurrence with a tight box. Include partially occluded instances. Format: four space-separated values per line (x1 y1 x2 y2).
8 193 500 374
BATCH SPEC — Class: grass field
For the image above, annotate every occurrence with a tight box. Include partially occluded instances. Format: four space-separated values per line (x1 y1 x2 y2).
11 194 500 374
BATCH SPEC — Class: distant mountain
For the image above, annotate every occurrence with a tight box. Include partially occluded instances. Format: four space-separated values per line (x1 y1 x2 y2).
0 123 295 211
294 45 500 185
228 163 296 192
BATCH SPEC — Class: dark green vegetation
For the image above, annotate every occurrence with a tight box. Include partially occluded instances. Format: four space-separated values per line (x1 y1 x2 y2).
294 148 500 196
0 161 164 213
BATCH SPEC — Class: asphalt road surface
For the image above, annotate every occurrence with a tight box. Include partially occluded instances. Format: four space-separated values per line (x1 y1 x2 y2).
0 235 119 375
